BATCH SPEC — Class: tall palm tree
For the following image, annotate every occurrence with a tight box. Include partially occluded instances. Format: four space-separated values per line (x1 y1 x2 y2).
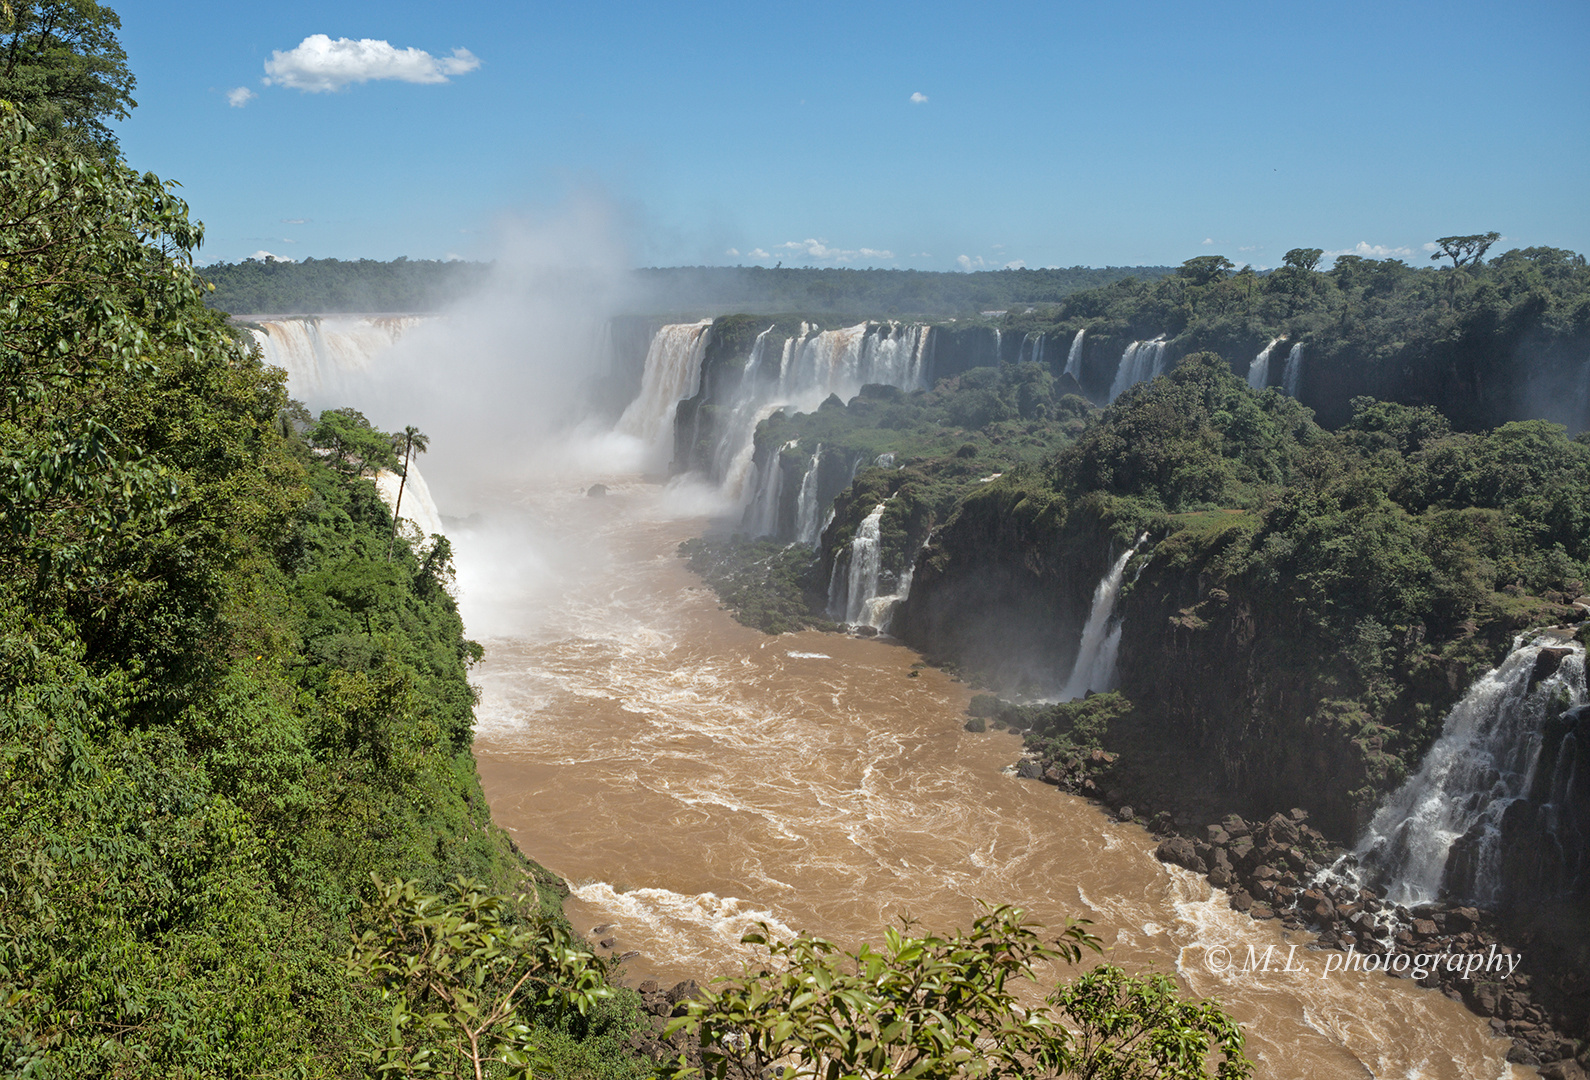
387 425 430 561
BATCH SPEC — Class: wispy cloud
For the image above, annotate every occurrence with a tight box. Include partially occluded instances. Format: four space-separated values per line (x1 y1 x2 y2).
226 87 256 107
748 248 770 260
281 217 309 225
725 247 740 257
909 91 928 104
247 250 294 262
1201 237 1214 246
263 35 481 92
777 238 894 264
1325 241 1414 260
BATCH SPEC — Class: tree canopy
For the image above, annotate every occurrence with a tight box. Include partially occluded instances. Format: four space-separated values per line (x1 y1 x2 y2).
0 0 135 153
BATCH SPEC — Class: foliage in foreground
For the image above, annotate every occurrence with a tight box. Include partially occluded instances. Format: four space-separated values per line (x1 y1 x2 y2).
663 906 1249 1080
0 100 646 1078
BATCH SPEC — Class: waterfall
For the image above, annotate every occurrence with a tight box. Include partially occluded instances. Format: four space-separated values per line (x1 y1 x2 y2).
250 315 429 403
793 446 828 546
1247 338 1281 391
775 322 930 405
829 503 887 626
708 326 779 500
745 439 795 538
1063 329 1085 381
1106 338 1167 402
1021 331 1045 366
615 320 713 463
1351 636 1587 907
1281 342 1306 398
1060 533 1148 700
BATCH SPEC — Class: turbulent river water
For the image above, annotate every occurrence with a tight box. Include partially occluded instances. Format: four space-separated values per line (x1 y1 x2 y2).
461 477 1526 1080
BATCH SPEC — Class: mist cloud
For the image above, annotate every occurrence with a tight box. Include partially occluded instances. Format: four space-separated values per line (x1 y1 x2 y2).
264 35 481 92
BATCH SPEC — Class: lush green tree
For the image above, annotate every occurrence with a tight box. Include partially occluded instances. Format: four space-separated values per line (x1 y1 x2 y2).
662 906 1250 1080
1282 248 1323 273
1177 256 1235 287
311 407 399 477
348 876 612 1080
0 0 135 153
1431 232 1501 270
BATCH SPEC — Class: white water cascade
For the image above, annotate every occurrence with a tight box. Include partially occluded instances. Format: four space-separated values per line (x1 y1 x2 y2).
615 321 713 465
374 462 445 543
1063 329 1086 382
1060 533 1148 700
1106 338 1169 401
708 326 782 500
249 315 431 402
1349 636 1586 907
793 447 828 546
829 503 887 626
1247 338 1282 391
1020 332 1045 366
1281 342 1306 398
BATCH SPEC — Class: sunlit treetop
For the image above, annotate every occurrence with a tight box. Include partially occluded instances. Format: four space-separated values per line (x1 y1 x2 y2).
0 0 136 155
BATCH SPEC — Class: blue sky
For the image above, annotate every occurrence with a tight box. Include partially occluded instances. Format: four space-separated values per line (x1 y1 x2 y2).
116 0 1589 270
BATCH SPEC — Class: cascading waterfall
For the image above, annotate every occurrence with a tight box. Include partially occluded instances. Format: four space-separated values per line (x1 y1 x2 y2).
1021 332 1045 366
793 447 828 546
249 315 429 400
374 460 444 543
1106 338 1168 402
745 440 796 538
1282 342 1306 398
828 503 887 626
774 322 930 405
1247 338 1282 390
1060 533 1148 700
615 320 713 462
1063 329 1085 381
709 326 780 499
1348 636 1587 907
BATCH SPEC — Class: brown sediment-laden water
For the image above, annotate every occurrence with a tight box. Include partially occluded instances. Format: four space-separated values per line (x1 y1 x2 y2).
464 478 1526 1080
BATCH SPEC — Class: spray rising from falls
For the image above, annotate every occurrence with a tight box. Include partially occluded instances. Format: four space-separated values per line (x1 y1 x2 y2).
1060 534 1148 700
1350 636 1587 907
1281 343 1305 398
1063 329 1085 382
1247 338 1282 391
1107 338 1169 402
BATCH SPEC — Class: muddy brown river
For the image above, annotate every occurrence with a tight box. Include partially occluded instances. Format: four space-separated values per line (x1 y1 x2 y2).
462 478 1525 1080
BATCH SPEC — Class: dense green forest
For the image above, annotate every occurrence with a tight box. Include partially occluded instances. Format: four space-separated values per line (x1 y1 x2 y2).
0 88 648 1080
200 256 492 315
199 258 1172 318
1020 245 1590 432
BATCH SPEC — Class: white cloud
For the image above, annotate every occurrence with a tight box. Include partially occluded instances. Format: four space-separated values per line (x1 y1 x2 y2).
724 247 740 257
1238 245 1260 252
263 35 481 93
1324 241 1414 260
227 86 257 107
1201 237 1215 245
1003 260 1026 270
909 91 928 104
281 217 309 224
777 238 894 264
1422 242 1440 252
956 254 985 271
247 250 294 262
748 248 770 260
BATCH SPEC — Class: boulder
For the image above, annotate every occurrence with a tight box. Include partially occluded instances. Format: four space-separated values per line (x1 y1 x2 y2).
586 483 608 498
1530 647 1574 692
1017 760 1042 779
1229 889 1253 913
1448 906 1480 932
1208 865 1233 889
1265 813 1300 846
1205 825 1231 846
1221 815 1251 840
1155 837 1205 873
1541 1060 1589 1080
1411 918 1440 939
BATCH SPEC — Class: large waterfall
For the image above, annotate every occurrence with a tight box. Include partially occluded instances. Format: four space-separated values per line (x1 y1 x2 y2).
1060 533 1148 700
615 321 714 465
1020 331 1045 366
248 315 431 400
1106 338 1169 402
1352 636 1587 907
1247 338 1281 391
1063 329 1085 382
793 446 830 546
1281 342 1305 398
